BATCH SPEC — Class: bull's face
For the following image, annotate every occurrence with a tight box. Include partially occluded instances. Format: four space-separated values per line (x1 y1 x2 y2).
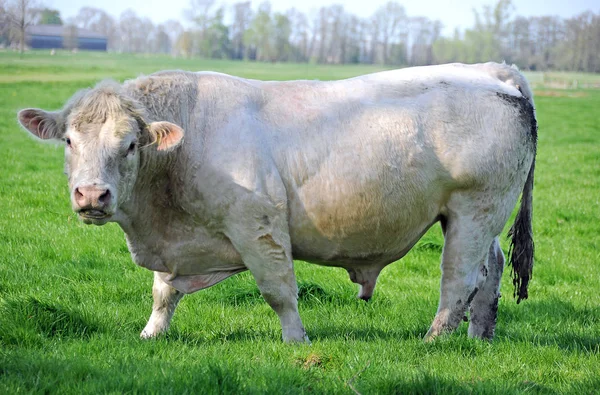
62 115 142 225
17 90 183 226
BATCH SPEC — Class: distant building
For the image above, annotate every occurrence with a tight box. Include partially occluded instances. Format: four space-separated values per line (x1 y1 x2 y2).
26 25 107 51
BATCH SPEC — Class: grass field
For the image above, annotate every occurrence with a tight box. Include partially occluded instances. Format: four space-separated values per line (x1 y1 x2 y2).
0 51 598 394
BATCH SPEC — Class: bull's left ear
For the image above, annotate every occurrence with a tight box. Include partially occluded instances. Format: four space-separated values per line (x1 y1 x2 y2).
148 121 184 152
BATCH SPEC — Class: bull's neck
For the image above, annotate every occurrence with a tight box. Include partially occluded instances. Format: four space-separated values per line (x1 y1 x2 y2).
117 75 203 235
123 75 197 132
116 149 183 235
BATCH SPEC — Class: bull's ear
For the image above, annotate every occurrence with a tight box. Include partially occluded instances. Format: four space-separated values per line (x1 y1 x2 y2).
18 108 64 140
148 121 184 152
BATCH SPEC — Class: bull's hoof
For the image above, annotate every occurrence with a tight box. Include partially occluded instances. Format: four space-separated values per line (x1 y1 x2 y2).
140 329 158 339
140 323 167 339
283 328 311 344
423 327 438 343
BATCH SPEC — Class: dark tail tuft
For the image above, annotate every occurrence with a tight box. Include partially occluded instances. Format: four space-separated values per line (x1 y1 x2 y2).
507 161 535 303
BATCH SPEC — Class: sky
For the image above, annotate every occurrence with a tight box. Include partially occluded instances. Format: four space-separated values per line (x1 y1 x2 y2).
48 0 599 37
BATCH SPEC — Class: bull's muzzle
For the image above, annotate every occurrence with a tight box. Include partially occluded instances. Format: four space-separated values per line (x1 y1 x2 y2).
73 184 114 223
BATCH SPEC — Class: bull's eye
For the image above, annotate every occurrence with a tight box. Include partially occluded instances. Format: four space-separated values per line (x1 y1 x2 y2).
127 142 136 155
65 137 71 147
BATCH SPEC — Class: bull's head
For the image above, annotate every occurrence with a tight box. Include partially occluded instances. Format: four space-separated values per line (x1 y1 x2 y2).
17 82 184 225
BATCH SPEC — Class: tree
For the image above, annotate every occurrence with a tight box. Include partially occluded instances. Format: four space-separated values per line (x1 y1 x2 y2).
273 12 292 61
244 1 273 61
558 12 600 73
76 6 100 29
316 7 329 63
409 17 442 66
373 1 407 64
203 7 230 59
163 20 183 56
74 7 117 50
175 30 193 58
326 5 349 64
231 1 252 60
0 0 11 46
118 9 152 53
462 0 513 63
432 28 467 64
186 0 214 57
63 23 78 50
38 8 61 24
368 12 380 64
8 0 39 54
153 25 171 54
507 16 532 68
287 8 309 62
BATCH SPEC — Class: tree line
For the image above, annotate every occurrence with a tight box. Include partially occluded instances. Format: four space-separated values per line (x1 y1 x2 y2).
1 0 599 72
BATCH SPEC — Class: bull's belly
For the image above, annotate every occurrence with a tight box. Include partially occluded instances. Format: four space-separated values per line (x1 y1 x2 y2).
287 197 443 267
290 218 440 267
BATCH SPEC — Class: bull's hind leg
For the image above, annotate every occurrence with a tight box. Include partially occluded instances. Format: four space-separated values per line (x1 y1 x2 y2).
425 192 508 341
468 238 505 339
141 271 184 338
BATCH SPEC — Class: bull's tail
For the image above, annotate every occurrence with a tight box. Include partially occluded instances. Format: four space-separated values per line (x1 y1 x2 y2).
507 153 535 304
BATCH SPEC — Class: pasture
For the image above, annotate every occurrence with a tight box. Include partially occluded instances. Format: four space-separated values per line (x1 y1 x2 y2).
0 51 598 393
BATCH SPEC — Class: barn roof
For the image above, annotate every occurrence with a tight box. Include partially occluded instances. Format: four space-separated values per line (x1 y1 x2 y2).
27 25 107 40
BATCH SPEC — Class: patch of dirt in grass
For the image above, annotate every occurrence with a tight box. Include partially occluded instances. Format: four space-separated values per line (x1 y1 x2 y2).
296 352 328 370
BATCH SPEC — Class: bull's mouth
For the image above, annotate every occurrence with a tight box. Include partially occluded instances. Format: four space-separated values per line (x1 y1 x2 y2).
78 209 112 224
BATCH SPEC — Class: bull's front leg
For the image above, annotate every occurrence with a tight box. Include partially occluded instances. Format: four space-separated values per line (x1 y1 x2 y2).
141 271 184 338
225 202 308 343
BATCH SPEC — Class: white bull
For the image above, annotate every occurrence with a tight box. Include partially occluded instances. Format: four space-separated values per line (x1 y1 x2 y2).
18 62 536 342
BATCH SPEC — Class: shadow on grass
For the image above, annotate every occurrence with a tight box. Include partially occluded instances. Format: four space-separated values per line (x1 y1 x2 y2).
161 322 426 345
3 349 598 394
499 297 600 353
0 296 103 345
373 373 558 395
309 323 425 342
169 295 599 349
217 280 357 307
0 352 246 394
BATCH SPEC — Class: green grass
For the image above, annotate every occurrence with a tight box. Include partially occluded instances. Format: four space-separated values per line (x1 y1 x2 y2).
523 71 600 89
1 51 599 394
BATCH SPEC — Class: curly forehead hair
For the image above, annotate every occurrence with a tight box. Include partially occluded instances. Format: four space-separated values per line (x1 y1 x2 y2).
67 80 148 136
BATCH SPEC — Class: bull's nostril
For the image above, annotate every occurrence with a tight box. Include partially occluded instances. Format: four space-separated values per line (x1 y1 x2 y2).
74 188 85 204
98 189 111 204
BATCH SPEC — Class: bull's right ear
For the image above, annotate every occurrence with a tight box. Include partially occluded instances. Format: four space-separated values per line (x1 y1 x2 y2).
17 108 63 140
